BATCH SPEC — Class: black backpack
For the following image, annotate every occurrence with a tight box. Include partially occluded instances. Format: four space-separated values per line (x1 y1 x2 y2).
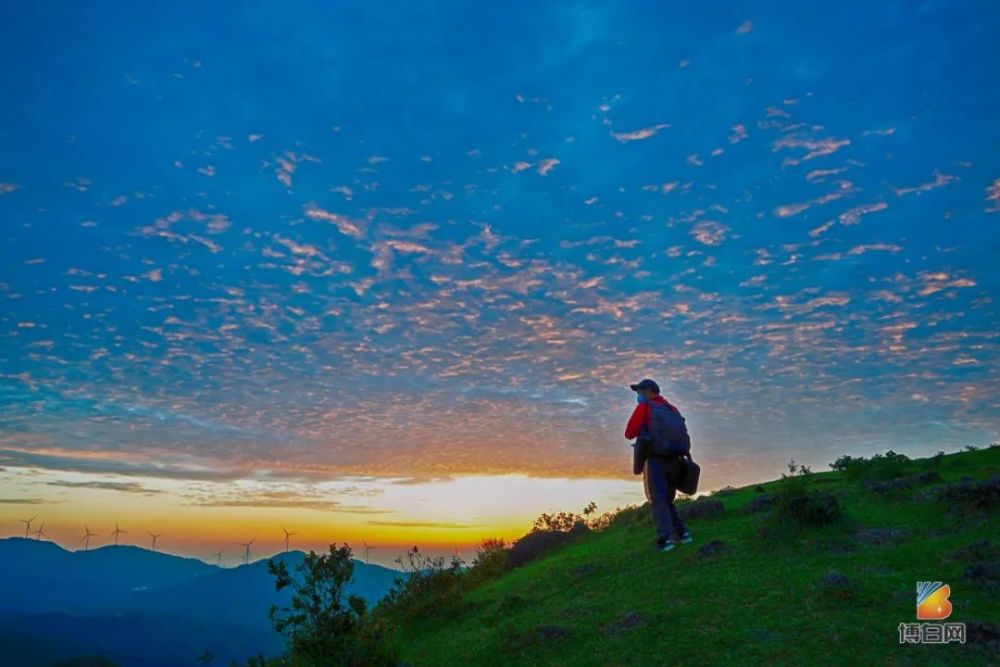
645 400 691 457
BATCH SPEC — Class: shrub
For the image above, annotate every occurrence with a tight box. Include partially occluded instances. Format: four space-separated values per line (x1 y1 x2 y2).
532 509 586 533
532 501 631 533
940 476 1000 515
375 545 466 624
580 499 626 530
773 460 841 527
829 450 909 481
613 503 645 525
266 543 396 667
585 508 619 530
469 537 509 581
506 529 579 568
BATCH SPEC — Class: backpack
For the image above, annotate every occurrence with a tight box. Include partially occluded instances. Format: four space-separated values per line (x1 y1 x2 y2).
643 399 691 458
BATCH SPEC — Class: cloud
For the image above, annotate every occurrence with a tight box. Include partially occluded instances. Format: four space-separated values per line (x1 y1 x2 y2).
537 158 560 175
917 272 977 297
891 170 957 196
610 124 669 143
0 445 255 483
366 520 485 529
188 498 392 513
839 202 888 225
773 133 850 166
847 243 902 255
303 204 366 239
272 151 321 188
690 220 729 246
383 476 456 486
46 480 163 494
728 124 747 144
986 178 1000 213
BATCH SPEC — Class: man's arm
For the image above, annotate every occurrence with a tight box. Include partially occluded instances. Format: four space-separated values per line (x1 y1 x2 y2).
624 403 649 440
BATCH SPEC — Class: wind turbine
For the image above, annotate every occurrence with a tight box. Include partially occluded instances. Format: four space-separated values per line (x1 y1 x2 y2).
18 515 37 538
362 540 375 565
110 521 126 545
281 527 297 552
235 536 257 564
33 521 47 541
213 549 224 567
81 525 97 550
148 532 162 551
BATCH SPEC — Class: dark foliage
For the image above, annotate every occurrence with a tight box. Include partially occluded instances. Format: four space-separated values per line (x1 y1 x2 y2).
773 460 842 527
502 624 570 651
950 540 999 563
939 475 1000 514
375 545 467 624
463 536 507 583
862 470 941 494
531 501 625 533
677 498 724 521
373 502 634 627
506 529 578 569
266 544 396 667
606 503 646 527
828 450 910 481
963 561 1000 592
742 493 775 514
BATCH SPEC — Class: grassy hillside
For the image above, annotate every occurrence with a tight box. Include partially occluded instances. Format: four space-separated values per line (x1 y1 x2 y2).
395 447 999 666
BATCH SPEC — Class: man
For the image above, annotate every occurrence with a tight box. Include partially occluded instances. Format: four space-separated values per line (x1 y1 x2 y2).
624 378 693 553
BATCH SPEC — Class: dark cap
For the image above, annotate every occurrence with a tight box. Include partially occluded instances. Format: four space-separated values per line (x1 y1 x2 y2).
629 378 660 393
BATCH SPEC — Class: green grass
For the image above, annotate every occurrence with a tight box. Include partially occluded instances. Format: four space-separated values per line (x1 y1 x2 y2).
395 447 999 666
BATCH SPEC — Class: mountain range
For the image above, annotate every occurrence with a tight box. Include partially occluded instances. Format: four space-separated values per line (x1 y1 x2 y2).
0 538 401 666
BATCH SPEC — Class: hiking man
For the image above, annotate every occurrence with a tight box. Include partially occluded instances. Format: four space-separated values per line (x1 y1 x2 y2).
625 378 693 552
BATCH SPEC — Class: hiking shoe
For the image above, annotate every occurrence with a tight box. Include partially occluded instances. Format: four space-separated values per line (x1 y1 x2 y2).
670 531 693 545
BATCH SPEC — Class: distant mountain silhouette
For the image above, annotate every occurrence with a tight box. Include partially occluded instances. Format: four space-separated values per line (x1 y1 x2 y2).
0 537 216 614
0 537 402 666
125 549 400 630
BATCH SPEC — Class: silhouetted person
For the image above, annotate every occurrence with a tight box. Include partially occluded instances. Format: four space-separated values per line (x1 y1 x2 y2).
625 378 693 552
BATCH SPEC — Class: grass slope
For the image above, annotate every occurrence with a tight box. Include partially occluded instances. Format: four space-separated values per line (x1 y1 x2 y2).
397 447 998 666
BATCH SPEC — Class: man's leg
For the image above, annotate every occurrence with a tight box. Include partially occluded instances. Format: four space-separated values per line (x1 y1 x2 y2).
643 456 672 547
664 456 688 538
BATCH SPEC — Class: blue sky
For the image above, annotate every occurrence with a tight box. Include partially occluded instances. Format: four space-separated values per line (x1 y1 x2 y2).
0 2 997 558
